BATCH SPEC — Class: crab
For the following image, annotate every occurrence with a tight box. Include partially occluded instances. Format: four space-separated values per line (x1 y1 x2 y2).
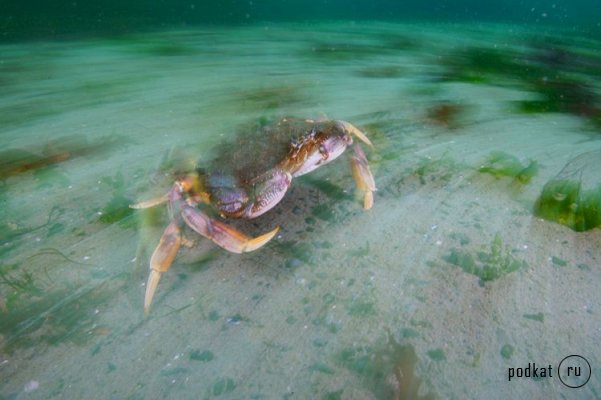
132 117 376 314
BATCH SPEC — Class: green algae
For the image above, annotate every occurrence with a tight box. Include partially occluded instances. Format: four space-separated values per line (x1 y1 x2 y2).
478 151 538 184
211 377 236 396
356 65 405 78
449 232 470 246
577 263 591 271
237 85 306 110
97 172 135 227
98 194 134 224
106 34 198 57
311 204 337 221
311 315 341 334
208 310 220 321
308 42 393 62
322 390 343 400
500 344 514 359
309 362 335 375
523 312 544 323
0 263 38 294
443 233 526 283
441 46 538 85
534 151 601 231
336 334 436 400
1 280 118 353
0 149 65 182
160 366 190 376
346 300 376 317
139 42 196 57
190 350 214 362
534 179 601 231
516 78 601 126
426 349 446 362
400 328 420 339
405 154 463 186
273 240 316 266
441 45 601 127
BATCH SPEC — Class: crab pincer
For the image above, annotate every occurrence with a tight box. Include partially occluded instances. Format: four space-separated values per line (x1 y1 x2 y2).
182 206 279 253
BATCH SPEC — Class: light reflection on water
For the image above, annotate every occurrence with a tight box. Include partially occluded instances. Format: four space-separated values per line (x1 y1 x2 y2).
1 22 600 399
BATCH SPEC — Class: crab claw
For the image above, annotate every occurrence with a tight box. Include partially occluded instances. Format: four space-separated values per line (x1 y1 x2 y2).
336 120 373 148
182 206 279 254
350 144 376 210
144 221 182 315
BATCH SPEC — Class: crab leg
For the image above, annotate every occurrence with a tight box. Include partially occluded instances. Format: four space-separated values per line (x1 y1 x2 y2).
130 194 169 209
144 221 182 315
182 206 279 254
131 175 195 210
350 144 376 210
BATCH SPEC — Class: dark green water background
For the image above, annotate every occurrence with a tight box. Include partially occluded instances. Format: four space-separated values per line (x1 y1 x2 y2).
2 0 600 41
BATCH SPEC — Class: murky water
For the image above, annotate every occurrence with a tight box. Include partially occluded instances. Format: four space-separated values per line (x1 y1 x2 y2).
1 22 600 399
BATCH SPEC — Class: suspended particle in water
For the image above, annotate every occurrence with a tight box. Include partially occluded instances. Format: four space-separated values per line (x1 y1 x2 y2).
24 380 39 393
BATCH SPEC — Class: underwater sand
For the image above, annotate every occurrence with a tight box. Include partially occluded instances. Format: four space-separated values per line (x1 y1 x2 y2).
1 22 600 399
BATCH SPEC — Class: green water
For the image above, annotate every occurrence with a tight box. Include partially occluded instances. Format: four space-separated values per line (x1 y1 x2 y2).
1 21 600 399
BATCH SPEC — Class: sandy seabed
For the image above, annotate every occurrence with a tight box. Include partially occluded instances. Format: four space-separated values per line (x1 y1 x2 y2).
1 21 600 399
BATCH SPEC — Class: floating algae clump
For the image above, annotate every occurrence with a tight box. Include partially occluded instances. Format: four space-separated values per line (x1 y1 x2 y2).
534 151 601 231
